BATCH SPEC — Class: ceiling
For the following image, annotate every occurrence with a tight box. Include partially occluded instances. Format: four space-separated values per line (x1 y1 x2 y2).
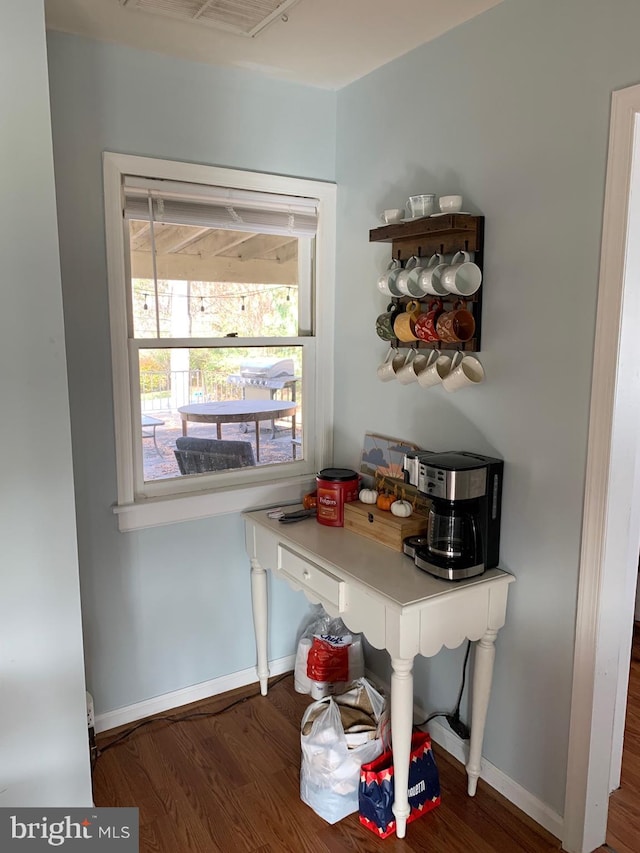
44 0 503 90
129 221 299 284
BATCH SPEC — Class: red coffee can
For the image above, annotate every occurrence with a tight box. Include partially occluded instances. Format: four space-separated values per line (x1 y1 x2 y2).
316 468 360 527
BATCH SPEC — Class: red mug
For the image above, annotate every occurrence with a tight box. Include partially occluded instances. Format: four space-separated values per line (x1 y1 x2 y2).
414 299 444 343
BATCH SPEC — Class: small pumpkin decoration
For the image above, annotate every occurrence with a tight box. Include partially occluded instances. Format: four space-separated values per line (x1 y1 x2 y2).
390 499 413 518
359 488 378 505
376 493 395 511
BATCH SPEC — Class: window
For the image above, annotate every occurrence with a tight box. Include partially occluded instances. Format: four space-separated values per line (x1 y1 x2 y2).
103 154 335 530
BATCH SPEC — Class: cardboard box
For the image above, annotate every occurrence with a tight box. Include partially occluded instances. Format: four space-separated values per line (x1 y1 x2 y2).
343 501 429 552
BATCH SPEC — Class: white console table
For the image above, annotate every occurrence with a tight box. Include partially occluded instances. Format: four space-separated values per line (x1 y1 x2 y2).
243 508 514 839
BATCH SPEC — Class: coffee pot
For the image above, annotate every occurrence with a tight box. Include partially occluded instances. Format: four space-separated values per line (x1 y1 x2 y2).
402 451 503 581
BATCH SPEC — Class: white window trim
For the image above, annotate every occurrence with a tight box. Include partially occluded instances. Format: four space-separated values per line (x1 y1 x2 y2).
103 152 336 531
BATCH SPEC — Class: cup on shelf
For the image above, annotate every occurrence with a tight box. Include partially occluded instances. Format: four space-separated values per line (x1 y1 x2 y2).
377 347 406 382
396 349 430 385
377 258 403 297
436 300 476 344
407 194 436 218
442 352 485 392
393 300 421 342
440 251 482 297
398 255 432 298
376 302 401 341
438 195 463 214
417 350 453 388
417 253 449 297
414 299 444 343
396 255 424 297
380 208 404 224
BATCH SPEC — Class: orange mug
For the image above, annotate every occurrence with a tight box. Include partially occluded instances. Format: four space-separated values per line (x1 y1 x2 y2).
393 300 420 342
436 300 475 343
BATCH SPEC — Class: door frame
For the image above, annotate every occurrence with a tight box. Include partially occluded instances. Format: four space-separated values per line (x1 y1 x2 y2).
563 82 640 853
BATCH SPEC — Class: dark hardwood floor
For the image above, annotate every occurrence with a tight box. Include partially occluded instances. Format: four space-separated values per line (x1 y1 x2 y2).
93 632 640 853
606 623 640 853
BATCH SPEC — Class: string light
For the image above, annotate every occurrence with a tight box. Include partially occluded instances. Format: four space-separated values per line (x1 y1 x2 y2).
134 284 295 314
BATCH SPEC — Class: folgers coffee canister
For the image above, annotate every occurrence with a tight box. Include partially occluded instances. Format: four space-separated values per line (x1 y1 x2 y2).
316 468 360 527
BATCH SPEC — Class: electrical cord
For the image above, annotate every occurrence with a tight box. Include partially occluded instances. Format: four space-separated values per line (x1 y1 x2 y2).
415 640 471 740
91 672 291 774
92 641 473 774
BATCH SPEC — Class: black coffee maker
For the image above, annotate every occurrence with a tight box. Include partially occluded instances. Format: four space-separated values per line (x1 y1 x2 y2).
402 451 503 581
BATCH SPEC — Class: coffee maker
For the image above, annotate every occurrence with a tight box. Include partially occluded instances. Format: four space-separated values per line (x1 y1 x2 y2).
402 450 503 581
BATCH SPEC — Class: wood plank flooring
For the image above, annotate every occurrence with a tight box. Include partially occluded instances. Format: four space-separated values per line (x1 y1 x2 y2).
606 623 640 853
93 633 640 853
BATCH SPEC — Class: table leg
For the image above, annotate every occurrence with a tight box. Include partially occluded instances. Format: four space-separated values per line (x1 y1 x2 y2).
181 418 188 437
255 420 260 462
390 656 414 838
250 558 270 695
217 424 222 440
466 628 498 795
270 389 277 439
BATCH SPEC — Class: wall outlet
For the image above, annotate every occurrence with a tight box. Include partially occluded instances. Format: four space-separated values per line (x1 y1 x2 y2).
86 691 97 766
86 691 95 729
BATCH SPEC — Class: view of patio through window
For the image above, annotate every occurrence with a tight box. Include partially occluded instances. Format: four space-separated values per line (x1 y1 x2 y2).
127 211 309 483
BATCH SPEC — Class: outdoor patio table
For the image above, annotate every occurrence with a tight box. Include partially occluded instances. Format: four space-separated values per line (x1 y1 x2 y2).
177 400 297 463
141 413 165 452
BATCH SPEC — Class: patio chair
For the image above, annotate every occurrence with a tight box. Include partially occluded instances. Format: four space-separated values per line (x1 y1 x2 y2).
174 436 255 475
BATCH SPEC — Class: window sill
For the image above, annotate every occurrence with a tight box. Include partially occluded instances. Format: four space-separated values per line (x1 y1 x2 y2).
113 474 317 532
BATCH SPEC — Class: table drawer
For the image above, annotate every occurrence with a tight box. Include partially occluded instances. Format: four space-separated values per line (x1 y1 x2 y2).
278 545 346 610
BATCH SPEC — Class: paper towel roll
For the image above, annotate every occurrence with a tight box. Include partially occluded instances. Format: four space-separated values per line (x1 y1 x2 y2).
294 637 312 693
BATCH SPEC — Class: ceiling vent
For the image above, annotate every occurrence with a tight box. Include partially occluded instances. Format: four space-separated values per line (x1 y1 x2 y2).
119 0 301 38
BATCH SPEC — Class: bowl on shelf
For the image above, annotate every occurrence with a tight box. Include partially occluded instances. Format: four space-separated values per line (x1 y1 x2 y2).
438 195 463 213
381 208 404 224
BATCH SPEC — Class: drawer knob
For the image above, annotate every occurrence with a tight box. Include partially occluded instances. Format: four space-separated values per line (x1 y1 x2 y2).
303 570 311 580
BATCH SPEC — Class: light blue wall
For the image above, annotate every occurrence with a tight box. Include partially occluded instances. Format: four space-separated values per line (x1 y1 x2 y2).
44 0 640 821
0 2 91 805
46 32 337 715
335 0 640 816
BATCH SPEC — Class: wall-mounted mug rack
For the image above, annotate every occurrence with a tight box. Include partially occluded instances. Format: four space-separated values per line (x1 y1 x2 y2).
370 213 485 352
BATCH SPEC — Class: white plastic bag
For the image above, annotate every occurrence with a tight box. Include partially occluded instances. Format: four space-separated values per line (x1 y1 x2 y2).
294 605 365 696
300 678 385 824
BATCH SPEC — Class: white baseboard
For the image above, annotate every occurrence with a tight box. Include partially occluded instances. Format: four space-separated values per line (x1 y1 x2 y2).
426 717 564 840
369 674 564 843
95 660 564 842
94 654 296 734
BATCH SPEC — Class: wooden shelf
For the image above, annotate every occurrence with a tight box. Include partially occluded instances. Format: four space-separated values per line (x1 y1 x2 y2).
370 214 484 261
371 214 485 352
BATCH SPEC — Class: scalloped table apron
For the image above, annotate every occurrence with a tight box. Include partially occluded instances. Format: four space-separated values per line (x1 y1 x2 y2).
243 507 514 840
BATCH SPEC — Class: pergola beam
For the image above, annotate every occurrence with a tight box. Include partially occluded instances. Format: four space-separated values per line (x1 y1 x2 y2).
130 251 298 284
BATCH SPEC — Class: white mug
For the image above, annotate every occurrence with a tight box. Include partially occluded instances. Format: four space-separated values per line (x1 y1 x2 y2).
442 351 485 392
395 256 420 297
417 350 453 388
440 251 482 297
377 347 406 382
396 349 429 385
417 253 449 297
380 208 404 224
377 259 403 297
407 194 436 218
